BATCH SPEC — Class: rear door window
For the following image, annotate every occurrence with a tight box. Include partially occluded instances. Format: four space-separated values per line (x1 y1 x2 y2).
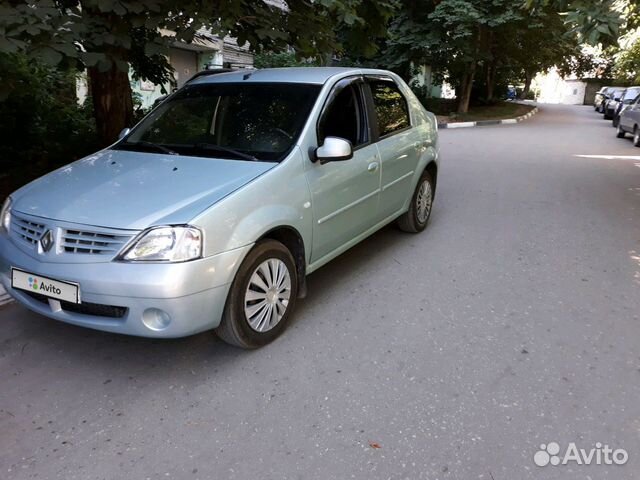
369 80 410 137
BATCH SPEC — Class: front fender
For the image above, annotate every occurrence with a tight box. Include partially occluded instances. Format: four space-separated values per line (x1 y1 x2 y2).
191 148 313 262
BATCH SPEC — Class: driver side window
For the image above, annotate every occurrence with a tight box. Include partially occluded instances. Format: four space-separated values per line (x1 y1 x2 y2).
318 83 367 147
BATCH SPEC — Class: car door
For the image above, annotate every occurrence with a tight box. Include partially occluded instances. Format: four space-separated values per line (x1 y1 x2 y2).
621 96 640 132
366 76 422 221
305 77 381 263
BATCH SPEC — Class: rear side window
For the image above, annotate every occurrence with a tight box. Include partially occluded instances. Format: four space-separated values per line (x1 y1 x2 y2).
369 80 410 137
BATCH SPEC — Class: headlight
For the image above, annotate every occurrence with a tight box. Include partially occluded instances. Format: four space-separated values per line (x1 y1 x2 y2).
119 226 202 262
0 197 11 232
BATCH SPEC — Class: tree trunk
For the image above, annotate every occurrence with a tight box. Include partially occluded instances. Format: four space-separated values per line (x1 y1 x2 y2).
457 62 476 113
486 62 496 102
88 65 134 146
520 71 533 100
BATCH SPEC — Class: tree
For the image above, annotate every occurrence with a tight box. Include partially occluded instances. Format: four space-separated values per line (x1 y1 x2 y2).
380 0 525 112
613 38 640 84
525 0 639 46
0 0 394 145
501 7 579 99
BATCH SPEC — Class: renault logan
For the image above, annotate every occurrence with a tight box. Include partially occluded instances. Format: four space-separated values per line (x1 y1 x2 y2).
0 67 439 348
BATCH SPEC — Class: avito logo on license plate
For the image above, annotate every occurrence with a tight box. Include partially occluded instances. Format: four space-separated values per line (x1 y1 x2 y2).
11 268 80 304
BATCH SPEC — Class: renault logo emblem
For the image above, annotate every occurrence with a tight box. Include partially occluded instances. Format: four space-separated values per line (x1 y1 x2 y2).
40 229 54 253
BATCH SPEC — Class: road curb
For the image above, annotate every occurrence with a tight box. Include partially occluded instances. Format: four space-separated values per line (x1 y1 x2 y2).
438 105 539 129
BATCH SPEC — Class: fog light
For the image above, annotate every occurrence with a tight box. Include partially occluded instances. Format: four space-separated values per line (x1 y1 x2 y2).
142 308 171 331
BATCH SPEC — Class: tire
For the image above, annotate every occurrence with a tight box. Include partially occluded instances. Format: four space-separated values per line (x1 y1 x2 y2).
616 124 626 138
215 239 298 349
634 127 640 147
397 170 434 233
613 116 619 128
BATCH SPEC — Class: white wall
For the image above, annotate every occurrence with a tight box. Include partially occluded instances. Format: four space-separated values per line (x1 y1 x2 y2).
534 68 586 105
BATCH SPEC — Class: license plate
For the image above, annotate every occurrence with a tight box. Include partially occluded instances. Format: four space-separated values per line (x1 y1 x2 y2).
11 268 80 304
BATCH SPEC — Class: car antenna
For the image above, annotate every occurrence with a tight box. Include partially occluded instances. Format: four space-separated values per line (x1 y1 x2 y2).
243 71 253 81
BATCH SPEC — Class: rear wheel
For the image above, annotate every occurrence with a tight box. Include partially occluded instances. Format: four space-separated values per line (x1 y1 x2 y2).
616 124 626 138
397 170 434 233
216 239 298 349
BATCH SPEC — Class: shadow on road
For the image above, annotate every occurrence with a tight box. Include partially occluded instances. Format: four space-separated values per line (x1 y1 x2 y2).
2 212 442 383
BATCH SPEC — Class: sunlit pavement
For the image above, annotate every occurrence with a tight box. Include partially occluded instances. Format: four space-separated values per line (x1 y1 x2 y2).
1 104 639 480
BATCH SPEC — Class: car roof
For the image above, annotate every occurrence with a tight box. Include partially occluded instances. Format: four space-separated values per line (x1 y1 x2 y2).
188 67 394 85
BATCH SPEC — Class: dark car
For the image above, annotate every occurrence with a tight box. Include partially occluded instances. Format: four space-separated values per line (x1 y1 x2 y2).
612 87 640 127
151 68 236 108
594 86 612 112
603 87 626 119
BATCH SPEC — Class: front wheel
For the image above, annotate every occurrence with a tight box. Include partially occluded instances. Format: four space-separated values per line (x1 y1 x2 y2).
616 124 626 138
397 170 434 233
634 127 640 147
216 239 298 348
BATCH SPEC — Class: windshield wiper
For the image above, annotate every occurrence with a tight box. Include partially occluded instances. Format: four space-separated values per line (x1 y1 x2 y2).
129 141 179 156
194 143 258 161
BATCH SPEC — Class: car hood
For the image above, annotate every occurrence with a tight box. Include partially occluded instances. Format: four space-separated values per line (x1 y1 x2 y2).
12 149 275 230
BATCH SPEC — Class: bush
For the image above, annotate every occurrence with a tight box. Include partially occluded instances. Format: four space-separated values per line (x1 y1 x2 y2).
0 54 100 199
421 98 458 116
409 84 456 115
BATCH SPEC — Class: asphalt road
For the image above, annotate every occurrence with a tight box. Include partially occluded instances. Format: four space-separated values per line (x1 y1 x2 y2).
1 104 640 480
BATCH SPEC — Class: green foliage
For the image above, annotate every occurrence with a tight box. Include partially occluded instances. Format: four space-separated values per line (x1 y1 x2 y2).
0 54 99 199
253 51 320 69
376 0 577 109
525 0 638 46
0 0 395 87
613 39 640 83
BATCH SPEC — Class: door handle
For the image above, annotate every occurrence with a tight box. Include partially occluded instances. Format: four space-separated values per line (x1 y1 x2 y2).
367 162 379 172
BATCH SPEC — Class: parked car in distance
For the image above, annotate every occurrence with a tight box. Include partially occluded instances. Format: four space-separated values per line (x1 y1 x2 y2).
0 67 440 348
151 67 236 108
612 87 640 127
616 94 640 146
603 87 626 120
594 86 612 112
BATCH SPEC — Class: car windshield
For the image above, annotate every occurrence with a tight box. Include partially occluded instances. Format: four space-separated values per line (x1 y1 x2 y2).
115 82 321 162
623 88 640 100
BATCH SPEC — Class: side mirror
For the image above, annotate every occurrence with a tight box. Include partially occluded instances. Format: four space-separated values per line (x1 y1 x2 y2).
315 137 353 164
614 96 622 102
118 128 131 140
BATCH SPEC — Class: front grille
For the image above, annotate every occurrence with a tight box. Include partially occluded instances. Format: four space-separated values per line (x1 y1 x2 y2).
10 214 46 246
10 211 134 257
61 229 132 255
23 291 128 319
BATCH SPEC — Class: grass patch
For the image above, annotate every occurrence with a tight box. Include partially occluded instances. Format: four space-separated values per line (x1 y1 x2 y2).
434 101 535 124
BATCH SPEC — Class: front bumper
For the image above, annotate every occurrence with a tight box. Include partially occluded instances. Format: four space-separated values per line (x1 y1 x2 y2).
0 235 251 337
